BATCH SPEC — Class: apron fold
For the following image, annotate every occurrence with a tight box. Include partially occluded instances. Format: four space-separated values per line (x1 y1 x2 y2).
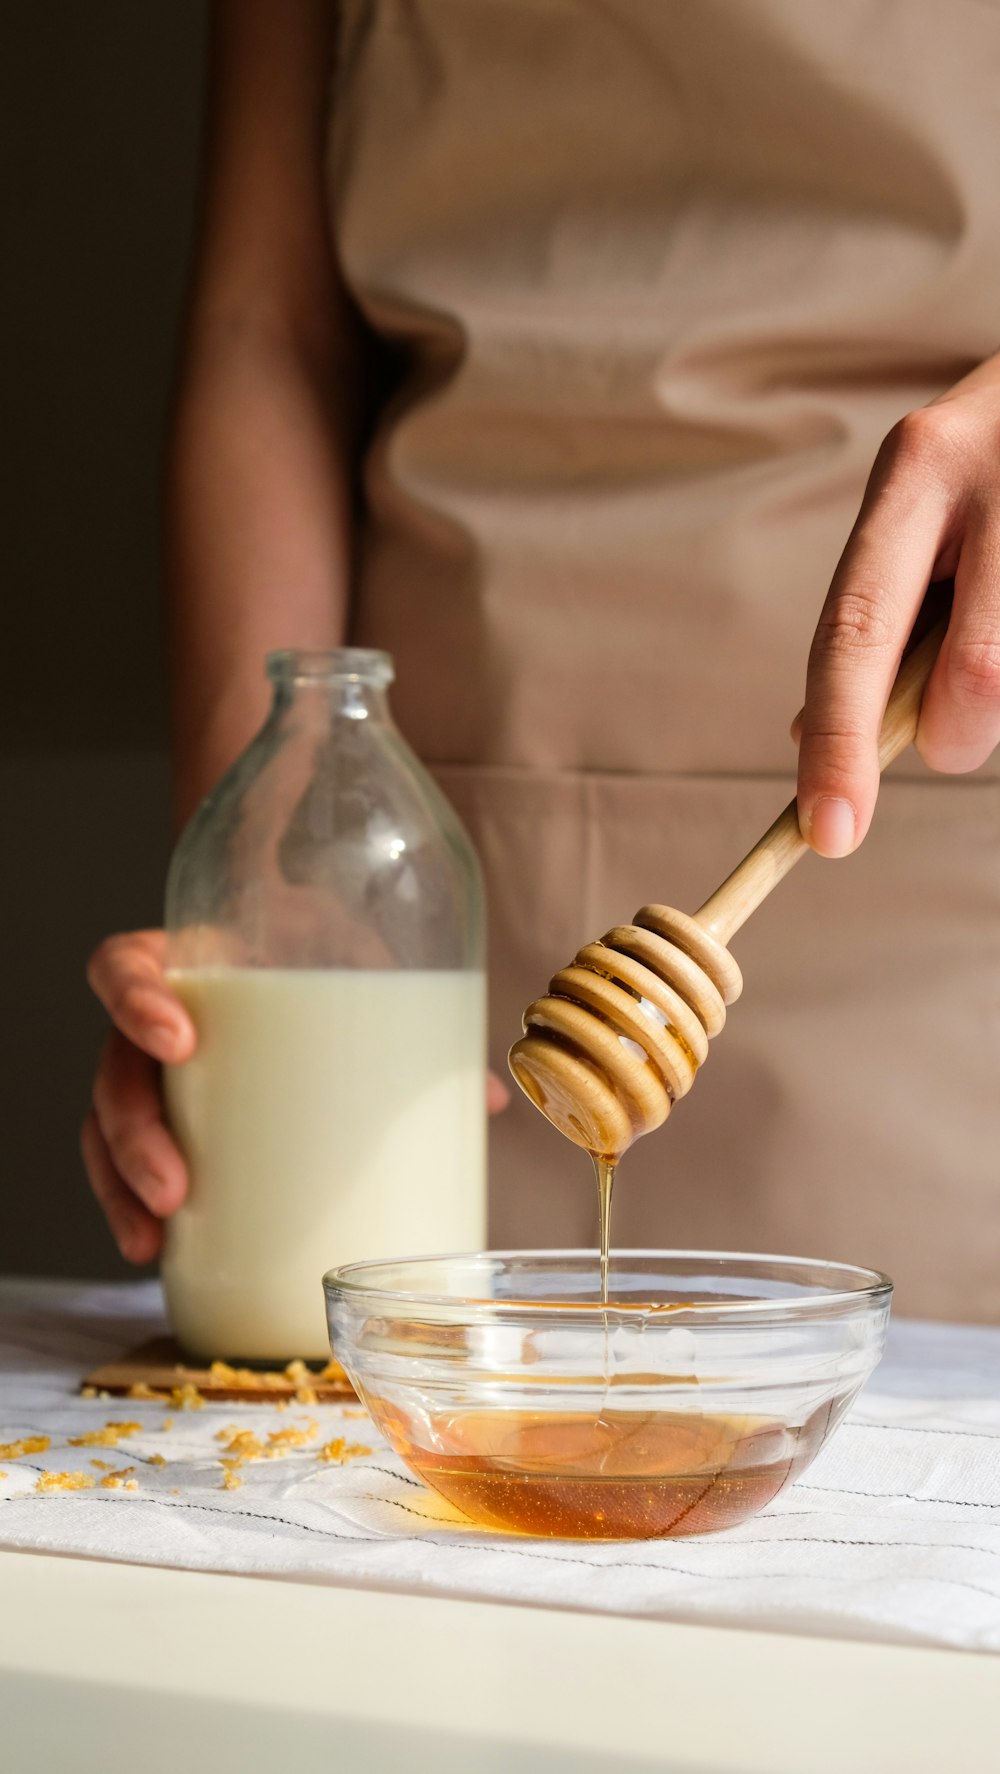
435 763 1000 1320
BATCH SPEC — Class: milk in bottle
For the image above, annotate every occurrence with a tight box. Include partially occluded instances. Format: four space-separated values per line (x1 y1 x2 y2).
162 649 487 1359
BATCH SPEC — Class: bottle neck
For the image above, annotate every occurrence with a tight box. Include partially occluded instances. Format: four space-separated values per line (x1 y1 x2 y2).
266 648 395 728
271 677 392 725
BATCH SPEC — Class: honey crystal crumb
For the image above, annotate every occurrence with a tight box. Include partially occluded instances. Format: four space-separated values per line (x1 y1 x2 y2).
90 1458 116 1471
35 1471 95 1494
169 1384 205 1412
209 1360 309 1392
209 1361 277 1390
317 1439 372 1464
208 1361 242 1386
127 1382 161 1400
265 1419 319 1457
68 1421 143 1449
99 1466 137 1490
221 1469 243 1491
209 1360 282 1391
0 1435 51 1460
161 1418 175 1433
214 1419 319 1466
80 1386 97 1400
217 1430 266 1465
295 1387 318 1406
147 1453 167 1468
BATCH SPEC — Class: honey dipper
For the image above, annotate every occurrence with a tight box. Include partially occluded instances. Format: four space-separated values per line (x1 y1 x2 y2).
509 620 945 1161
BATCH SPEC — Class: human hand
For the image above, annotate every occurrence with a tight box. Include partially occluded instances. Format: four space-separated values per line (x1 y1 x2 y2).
795 355 1000 856
487 1071 511 1114
82 931 195 1263
83 931 509 1262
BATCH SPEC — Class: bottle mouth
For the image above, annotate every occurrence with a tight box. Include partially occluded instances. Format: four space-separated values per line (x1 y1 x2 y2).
266 648 394 688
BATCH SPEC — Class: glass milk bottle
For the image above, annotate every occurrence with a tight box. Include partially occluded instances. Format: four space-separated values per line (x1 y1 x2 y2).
162 649 486 1360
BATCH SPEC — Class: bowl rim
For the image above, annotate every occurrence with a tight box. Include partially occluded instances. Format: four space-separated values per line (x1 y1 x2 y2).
322 1248 893 1319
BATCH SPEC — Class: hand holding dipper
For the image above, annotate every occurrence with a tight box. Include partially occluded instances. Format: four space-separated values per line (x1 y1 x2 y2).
509 620 946 1163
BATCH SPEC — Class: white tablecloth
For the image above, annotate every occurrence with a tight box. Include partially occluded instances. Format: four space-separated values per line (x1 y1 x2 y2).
2 1277 999 1651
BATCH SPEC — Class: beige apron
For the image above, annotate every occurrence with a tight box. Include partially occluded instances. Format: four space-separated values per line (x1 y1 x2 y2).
329 0 1000 1320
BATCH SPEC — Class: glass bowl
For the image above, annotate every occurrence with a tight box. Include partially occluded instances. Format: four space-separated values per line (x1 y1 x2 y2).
323 1250 891 1541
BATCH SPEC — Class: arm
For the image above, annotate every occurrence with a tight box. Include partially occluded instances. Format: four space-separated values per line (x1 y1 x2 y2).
168 0 358 827
84 0 354 1259
796 352 1000 855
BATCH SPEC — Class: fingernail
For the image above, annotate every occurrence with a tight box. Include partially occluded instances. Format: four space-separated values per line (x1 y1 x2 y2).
807 796 857 859
148 1022 180 1058
118 1218 142 1262
137 1167 167 1206
120 1213 157 1265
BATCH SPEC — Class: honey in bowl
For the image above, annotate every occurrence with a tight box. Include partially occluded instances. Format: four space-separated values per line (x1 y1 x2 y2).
373 1400 841 1539
325 1252 892 1543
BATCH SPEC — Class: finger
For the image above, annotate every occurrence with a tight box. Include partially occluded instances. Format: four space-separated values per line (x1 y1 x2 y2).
81 1111 163 1265
915 519 1000 772
92 1030 189 1216
797 428 953 855
487 1069 511 1115
87 931 195 1064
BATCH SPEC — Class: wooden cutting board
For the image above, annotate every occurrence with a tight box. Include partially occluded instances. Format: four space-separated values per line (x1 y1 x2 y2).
82 1337 356 1403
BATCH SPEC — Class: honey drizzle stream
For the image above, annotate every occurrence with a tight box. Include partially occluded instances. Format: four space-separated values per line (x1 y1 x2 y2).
593 1154 617 1306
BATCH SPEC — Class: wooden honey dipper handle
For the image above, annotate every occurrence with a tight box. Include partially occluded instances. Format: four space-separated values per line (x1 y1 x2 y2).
694 619 946 948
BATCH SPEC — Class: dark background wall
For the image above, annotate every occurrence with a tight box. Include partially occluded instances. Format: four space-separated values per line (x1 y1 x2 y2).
3 3 207 1277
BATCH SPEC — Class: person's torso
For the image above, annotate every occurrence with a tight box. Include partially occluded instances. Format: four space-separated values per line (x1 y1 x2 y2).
330 0 1000 776
325 1 1000 1321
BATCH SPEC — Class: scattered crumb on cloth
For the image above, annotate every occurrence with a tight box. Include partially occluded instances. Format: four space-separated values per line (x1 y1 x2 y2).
215 1420 324 1465
318 1438 372 1463
68 1421 142 1449
99 1467 137 1491
216 1429 266 1465
265 1420 319 1455
12 1378 375 1507
0 1436 51 1460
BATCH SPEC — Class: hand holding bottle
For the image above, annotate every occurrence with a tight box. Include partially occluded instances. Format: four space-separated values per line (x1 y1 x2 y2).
82 931 194 1263
83 927 510 1267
